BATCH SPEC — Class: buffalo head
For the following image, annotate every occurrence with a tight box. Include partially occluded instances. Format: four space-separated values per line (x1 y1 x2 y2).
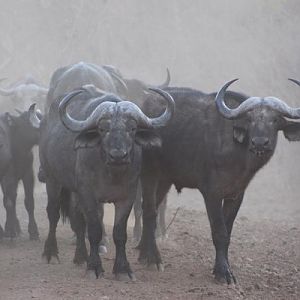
216 79 300 157
0 77 48 111
58 87 175 166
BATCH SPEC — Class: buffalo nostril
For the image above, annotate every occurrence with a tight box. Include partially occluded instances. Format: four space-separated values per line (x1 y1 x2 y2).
251 137 269 147
109 149 128 160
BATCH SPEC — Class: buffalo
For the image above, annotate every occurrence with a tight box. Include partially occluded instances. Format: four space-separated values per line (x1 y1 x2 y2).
35 85 175 279
0 105 41 240
137 80 300 284
0 75 48 112
44 61 170 246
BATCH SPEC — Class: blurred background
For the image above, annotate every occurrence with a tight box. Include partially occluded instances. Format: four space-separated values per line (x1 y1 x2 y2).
0 0 299 222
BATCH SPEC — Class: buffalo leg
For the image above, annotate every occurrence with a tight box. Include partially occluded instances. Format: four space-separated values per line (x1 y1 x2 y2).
156 196 168 239
69 200 88 265
138 178 171 269
133 181 142 242
80 193 104 278
204 192 235 284
1 174 20 238
98 203 108 253
222 193 244 263
43 180 61 262
22 165 39 240
113 197 135 280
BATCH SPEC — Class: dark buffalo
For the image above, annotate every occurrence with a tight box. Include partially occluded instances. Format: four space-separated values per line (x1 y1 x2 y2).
45 62 126 112
0 105 41 240
44 62 170 245
137 80 300 284
0 75 48 112
105 65 171 106
36 85 175 279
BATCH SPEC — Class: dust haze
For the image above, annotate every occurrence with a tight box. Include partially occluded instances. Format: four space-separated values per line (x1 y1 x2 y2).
0 1 299 299
0 0 299 220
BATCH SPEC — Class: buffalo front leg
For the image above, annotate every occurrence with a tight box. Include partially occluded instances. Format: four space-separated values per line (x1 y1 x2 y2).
22 166 39 240
43 180 61 263
113 198 135 281
204 192 235 284
98 203 108 254
81 193 104 278
1 175 20 238
222 193 244 267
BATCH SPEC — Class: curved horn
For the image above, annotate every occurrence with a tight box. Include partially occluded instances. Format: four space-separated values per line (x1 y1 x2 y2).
59 89 87 132
288 78 300 87
29 103 41 128
215 79 262 119
0 86 15 96
215 79 241 119
157 68 171 88
110 72 128 92
59 89 117 132
216 79 300 120
134 88 175 128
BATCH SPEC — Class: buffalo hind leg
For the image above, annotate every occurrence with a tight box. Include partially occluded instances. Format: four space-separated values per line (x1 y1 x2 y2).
69 196 88 264
43 180 61 263
222 192 244 271
156 196 168 239
1 175 20 238
204 192 235 284
113 198 135 281
133 181 142 242
138 179 171 270
22 165 39 240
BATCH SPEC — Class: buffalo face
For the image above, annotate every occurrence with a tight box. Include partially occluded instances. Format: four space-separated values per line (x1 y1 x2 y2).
216 79 300 158
55 86 175 167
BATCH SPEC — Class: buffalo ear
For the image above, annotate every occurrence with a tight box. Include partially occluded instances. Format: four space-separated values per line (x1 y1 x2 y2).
283 121 300 141
135 130 162 148
4 112 14 127
74 130 101 150
233 126 247 143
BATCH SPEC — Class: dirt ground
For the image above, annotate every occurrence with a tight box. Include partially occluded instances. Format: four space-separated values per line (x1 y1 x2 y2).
0 183 299 300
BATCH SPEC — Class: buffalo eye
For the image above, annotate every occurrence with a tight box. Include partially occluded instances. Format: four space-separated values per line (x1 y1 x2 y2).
99 127 108 134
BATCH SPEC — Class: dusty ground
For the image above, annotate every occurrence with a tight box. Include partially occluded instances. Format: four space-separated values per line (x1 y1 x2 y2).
0 184 299 300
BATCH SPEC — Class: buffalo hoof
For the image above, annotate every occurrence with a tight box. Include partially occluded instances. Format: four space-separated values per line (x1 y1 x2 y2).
42 254 60 264
138 245 162 268
43 238 59 263
99 245 107 254
115 272 136 282
87 257 104 279
146 263 164 272
213 263 236 285
85 269 104 279
4 218 21 239
73 247 88 265
28 222 39 241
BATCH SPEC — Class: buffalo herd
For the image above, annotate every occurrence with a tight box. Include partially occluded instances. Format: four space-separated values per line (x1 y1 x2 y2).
0 62 299 284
